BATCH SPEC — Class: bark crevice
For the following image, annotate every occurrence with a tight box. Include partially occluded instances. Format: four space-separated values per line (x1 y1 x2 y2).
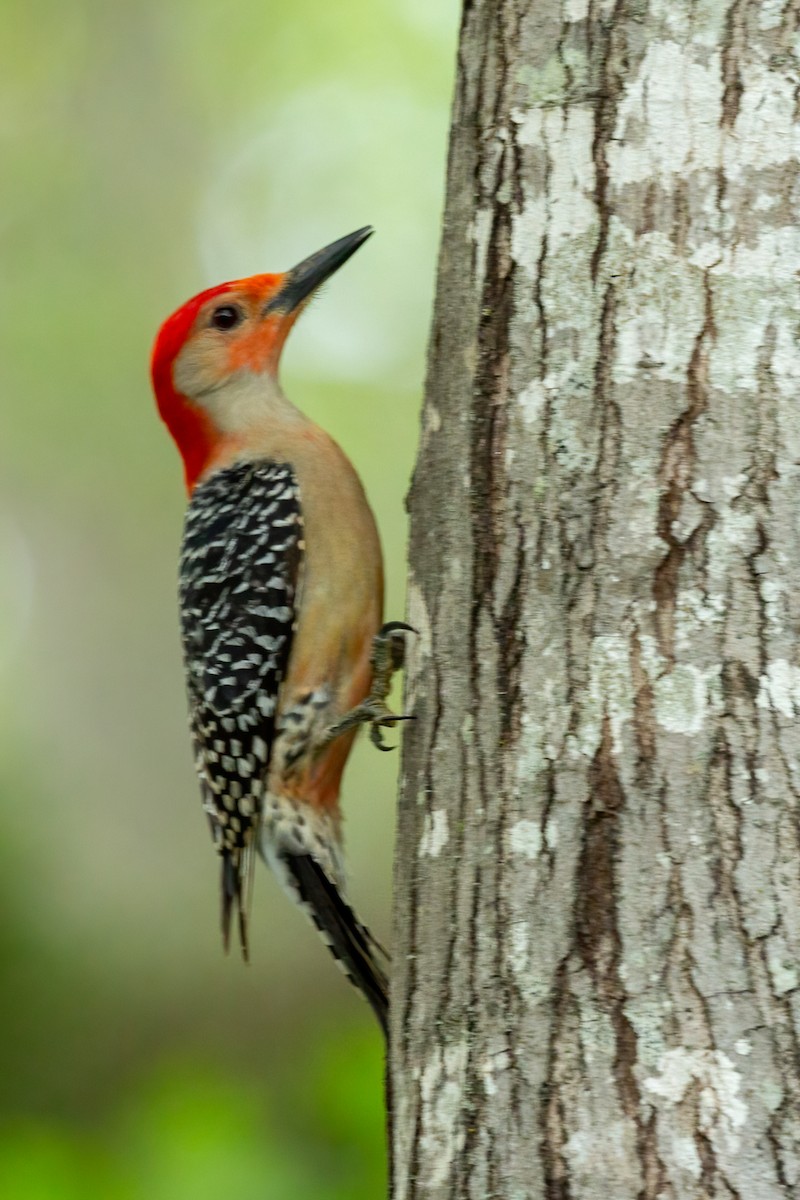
392 2 800 1196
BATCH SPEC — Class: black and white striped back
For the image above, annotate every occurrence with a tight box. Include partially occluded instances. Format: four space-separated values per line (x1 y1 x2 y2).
179 459 303 953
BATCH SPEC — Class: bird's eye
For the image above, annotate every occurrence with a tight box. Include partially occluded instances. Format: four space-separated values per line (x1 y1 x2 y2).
210 304 243 331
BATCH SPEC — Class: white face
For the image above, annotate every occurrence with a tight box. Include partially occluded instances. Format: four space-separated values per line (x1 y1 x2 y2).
171 287 300 434
171 289 273 400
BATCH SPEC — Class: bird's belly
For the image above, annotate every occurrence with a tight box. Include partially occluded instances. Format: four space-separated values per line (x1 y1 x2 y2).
259 788 345 889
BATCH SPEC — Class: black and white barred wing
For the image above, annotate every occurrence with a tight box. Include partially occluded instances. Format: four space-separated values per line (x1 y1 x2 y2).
179 460 302 956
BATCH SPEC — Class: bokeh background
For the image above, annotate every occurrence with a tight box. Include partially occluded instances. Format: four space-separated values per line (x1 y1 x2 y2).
1 3 457 1195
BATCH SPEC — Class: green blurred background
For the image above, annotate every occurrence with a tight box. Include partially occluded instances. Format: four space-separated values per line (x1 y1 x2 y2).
1 2 456 1195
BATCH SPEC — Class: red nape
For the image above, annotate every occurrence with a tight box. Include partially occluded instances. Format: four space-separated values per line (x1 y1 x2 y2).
150 282 231 493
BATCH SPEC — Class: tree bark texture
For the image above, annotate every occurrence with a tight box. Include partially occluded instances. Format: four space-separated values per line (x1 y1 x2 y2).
391 2 800 1197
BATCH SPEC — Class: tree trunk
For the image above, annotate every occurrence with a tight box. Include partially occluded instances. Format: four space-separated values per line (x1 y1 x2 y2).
390 2 800 1197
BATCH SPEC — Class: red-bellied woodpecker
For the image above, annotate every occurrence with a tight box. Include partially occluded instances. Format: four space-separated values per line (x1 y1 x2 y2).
150 228 409 1035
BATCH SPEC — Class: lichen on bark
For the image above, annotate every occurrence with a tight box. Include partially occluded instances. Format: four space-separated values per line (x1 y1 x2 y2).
391 2 800 1197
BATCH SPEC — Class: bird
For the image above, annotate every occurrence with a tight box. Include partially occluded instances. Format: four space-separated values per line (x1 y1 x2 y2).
150 227 410 1035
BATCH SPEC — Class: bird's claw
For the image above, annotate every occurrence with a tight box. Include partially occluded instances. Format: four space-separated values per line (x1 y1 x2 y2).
375 621 415 675
321 622 416 751
369 711 416 752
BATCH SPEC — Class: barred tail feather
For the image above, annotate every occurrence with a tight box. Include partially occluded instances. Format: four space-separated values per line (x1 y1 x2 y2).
220 845 255 962
284 853 389 1037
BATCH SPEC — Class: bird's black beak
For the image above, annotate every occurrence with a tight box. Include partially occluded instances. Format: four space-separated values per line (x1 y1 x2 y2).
264 226 374 316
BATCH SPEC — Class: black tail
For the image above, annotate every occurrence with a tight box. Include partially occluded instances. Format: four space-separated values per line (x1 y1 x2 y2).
221 847 253 962
284 853 389 1038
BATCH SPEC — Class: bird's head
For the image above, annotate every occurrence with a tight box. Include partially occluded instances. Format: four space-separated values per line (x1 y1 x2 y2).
151 226 373 491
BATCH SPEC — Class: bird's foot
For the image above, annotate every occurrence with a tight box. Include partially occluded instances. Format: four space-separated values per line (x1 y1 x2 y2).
322 622 415 752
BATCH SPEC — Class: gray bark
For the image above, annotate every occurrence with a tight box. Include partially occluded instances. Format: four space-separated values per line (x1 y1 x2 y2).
390 2 800 1197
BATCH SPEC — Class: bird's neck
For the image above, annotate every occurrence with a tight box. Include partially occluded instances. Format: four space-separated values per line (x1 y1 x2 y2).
161 370 308 494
